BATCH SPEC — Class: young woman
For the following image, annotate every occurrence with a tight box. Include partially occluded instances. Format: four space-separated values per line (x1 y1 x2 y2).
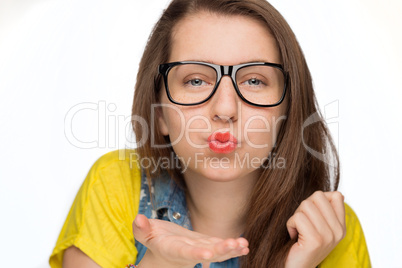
50 0 370 267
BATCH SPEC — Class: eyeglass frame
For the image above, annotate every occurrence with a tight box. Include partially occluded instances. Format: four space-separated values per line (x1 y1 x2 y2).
158 61 288 107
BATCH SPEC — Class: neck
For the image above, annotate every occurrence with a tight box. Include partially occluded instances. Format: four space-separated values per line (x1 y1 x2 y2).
183 169 259 239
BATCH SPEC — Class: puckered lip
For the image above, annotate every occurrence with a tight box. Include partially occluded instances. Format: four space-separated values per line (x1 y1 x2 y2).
207 132 238 144
207 132 238 153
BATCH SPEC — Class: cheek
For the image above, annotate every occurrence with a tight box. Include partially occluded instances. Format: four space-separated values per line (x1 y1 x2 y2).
242 111 283 149
243 120 271 149
162 109 184 139
162 107 208 144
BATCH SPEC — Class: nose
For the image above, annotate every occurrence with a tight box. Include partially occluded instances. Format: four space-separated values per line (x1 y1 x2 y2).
209 76 239 124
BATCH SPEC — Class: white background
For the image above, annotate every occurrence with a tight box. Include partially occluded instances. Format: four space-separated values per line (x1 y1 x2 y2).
0 0 401 267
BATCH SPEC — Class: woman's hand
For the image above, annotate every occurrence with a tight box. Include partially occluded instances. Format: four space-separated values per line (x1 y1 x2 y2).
285 191 346 268
132 214 249 268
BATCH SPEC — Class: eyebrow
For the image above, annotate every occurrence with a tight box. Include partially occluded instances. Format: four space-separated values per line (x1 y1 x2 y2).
190 59 272 65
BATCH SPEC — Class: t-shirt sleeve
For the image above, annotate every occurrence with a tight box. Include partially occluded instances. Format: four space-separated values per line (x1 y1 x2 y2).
319 203 371 267
49 149 142 268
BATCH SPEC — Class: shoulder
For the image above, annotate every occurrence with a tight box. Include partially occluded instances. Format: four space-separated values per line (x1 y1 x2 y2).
49 149 142 268
90 149 141 175
319 203 371 267
343 203 368 250
65 149 143 224
84 149 143 212
58 149 143 235
85 149 142 190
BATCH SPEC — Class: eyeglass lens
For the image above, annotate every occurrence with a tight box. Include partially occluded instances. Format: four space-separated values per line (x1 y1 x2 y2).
167 63 285 106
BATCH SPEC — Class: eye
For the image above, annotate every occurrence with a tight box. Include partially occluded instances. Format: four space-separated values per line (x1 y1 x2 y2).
184 78 208 87
246 78 262 86
190 78 205 86
244 78 263 86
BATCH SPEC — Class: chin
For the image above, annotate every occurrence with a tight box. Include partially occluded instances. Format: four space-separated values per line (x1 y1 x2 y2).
194 164 258 182
179 150 262 181
204 170 240 182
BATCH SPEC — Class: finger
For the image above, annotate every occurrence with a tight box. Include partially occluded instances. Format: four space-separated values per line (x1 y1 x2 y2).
195 237 223 245
295 199 332 239
214 238 238 255
165 236 229 261
172 240 215 261
238 247 250 257
231 238 249 257
209 238 248 262
308 191 345 242
195 237 247 253
236 237 249 249
287 211 319 246
308 192 343 229
132 214 154 244
324 191 346 227
174 236 249 263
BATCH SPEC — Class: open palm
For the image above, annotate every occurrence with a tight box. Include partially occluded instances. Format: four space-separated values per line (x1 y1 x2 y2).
133 214 249 268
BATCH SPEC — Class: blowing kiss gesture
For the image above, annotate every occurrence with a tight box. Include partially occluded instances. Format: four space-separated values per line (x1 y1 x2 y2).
133 191 346 268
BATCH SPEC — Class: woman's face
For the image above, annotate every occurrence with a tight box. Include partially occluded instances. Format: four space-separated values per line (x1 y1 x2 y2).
158 12 287 182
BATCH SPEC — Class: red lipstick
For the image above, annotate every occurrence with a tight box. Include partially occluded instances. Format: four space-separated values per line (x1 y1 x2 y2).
207 132 238 154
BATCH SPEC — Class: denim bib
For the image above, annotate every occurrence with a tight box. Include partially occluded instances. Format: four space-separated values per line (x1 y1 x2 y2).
134 170 239 267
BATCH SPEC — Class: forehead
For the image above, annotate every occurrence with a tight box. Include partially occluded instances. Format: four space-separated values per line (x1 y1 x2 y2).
170 12 280 65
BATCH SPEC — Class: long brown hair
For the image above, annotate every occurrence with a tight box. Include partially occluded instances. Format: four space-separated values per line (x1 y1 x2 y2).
132 0 339 266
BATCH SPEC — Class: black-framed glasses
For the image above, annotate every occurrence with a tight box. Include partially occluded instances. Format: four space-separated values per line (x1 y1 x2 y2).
158 61 287 107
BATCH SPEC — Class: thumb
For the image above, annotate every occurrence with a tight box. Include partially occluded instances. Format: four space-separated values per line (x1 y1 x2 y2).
133 214 153 244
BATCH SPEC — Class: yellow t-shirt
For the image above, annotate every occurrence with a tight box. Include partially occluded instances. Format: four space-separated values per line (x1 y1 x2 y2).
49 149 371 267
49 149 141 267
